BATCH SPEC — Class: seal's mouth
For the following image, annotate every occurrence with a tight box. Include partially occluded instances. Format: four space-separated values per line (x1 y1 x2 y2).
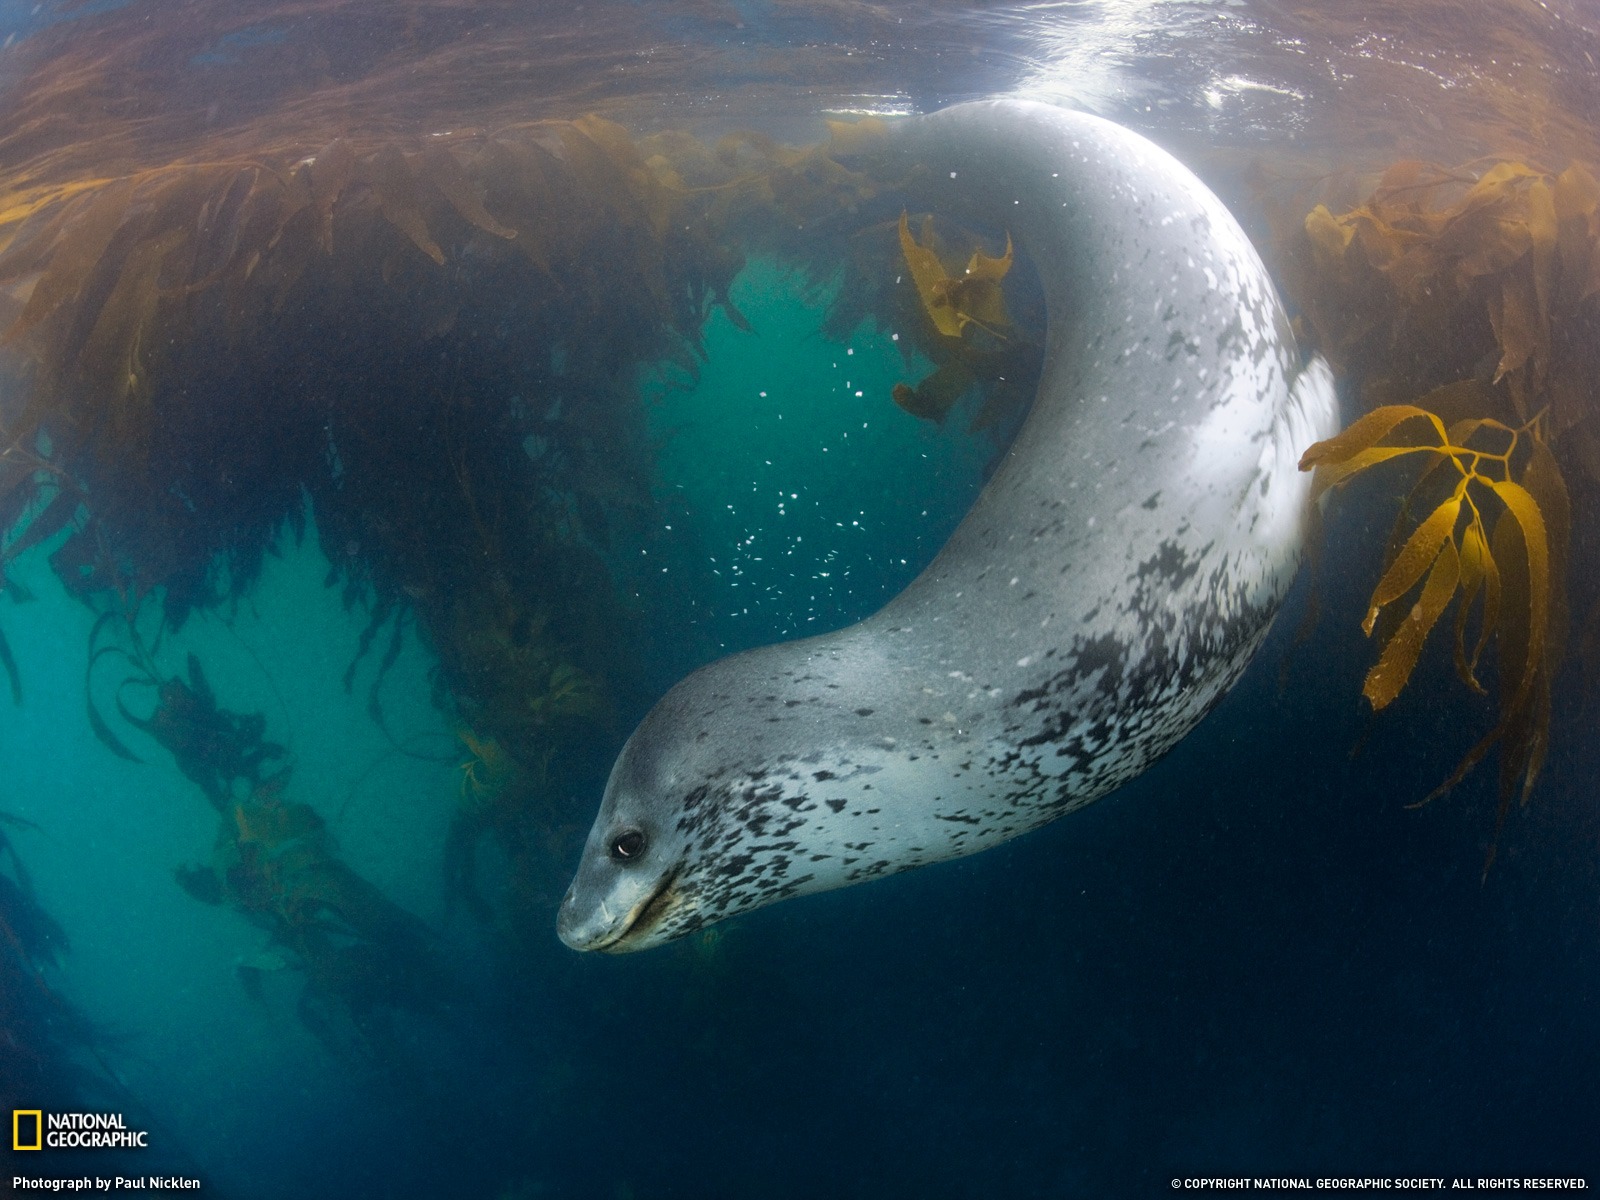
589 865 682 954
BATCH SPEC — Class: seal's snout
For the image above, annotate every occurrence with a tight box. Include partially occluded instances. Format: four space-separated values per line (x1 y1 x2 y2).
556 856 679 953
555 886 610 951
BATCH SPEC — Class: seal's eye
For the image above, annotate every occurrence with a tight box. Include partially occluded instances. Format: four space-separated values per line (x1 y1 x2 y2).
610 829 646 861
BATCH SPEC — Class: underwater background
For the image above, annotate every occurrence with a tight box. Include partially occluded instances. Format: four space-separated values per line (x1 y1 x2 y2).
0 1 1597 1197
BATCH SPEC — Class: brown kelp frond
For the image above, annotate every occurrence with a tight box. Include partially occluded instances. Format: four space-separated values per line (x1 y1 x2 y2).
882 211 1038 432
119 652 290 810
0 115 761 762
1300 398 1569 864
898 211 1013 341
1287 152 1599 860
1297 157 1600 459
180 779 446 1065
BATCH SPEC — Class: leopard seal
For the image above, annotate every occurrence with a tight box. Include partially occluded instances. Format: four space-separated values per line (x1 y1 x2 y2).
558 99 1338 952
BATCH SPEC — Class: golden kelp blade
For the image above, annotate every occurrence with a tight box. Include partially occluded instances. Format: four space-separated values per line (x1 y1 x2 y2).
1363 494 1462 636
949 234 1014 334
1364 536 1461 710
1485 478 1550 715
897 211 1013 340
1297 404 1446 474
899 211 964 338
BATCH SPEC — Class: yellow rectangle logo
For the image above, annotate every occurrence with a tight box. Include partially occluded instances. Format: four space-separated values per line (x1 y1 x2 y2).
12 1109 42 1150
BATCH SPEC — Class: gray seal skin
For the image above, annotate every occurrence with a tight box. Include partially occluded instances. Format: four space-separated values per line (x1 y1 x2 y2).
558 99 1339 952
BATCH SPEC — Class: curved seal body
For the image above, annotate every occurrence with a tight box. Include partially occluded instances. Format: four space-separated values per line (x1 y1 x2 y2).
559 99 1338 952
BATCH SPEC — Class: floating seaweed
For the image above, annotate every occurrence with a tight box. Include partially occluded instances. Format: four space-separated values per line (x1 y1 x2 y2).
898 210 1013 340
1300 399 1568 862
1291 153 1597 842
889 211 1041 434
180 776 448 1066
114 651 289 809
1300 158 1600 445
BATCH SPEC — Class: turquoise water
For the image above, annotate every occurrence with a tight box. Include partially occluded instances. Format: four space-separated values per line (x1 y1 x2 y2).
640 258 991 665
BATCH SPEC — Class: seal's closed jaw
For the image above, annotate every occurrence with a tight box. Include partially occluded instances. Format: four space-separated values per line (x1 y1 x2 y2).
556 863 679 953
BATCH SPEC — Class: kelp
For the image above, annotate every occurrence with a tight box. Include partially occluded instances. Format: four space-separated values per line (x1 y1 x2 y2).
115 651 289 809
178 777 447 1066
1291 154 1597 848
898 211 1013 340
0 447 78 616
444 717 595 942
1300 401 1568 849
887 211 1041 433
72 617 443 1062
445 726 528 924
0 114 748 769
1298 157 1600 460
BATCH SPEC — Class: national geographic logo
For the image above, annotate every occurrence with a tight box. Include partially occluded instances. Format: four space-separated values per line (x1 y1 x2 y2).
11 1111 149 1150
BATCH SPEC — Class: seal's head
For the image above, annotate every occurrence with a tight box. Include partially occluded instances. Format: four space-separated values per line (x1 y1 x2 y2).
556 695 703 953
557 645 856 952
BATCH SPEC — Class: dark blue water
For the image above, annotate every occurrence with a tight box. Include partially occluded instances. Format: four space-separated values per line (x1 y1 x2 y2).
2 2 1597 1197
